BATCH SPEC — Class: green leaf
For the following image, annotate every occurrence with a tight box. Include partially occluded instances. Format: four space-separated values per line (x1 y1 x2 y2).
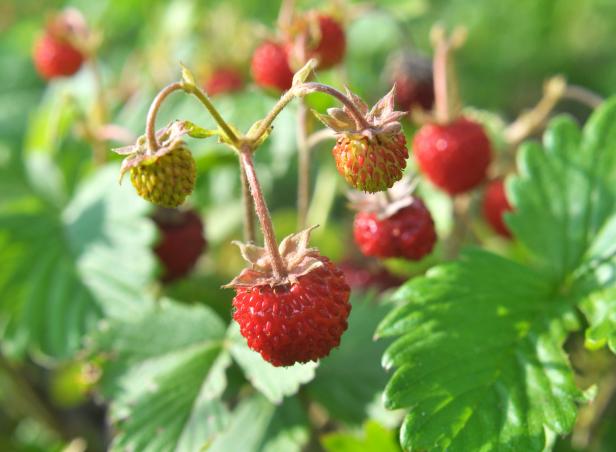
0 165 157 359
90 300 230 452
376 250 584 451
228 323 317 404
307 294 392 425
579 288 616 352
508 100 616 282
321 421 400 452
208 395 310 452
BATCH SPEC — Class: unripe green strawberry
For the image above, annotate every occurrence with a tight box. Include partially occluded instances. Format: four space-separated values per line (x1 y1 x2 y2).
130 146 196 208
112 121 197 208
315 86 409 193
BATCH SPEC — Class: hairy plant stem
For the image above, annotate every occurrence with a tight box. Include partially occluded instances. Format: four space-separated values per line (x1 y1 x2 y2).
240 148 287 279
431 26 465 124
563 85 604 109
239 156 257 243
145 82 184 151
504 76 566 147
249 82 370 145
184 84 240 145
297 100 310 229
301 82 371 129
146 82 240 152
306 128 336 149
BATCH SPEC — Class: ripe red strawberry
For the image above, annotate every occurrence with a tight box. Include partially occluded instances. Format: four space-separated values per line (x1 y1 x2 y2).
153 208 207 282
204 67 243 96
413 117 492 195
251 41 294 92
388 52 434 111
226 228 351 367
354 200 436 260
349 180 436 260
482 179 513 238
317 87 409 192
287 14 346 70
33 32 84 79
339 260 403 292
309 15 346 69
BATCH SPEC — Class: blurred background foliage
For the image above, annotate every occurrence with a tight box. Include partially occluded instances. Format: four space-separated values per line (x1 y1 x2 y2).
2 0 616 451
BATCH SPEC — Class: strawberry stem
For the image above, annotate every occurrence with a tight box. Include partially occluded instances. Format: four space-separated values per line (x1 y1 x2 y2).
249 82 371 146
300 82 371 129
240 148 287 279
145 82 184 151
183 84 240 146
248 88 298 144
297 100 310 229
146 81 241 152
239 156 257 243
431 26 465 124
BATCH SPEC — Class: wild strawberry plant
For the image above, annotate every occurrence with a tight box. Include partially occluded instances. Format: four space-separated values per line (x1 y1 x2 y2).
1 3 616 452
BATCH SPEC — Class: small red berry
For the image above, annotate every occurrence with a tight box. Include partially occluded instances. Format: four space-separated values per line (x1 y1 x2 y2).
482 179 513 238
232 255 350 366
306 15 346 69
204 67 243 96
316 87 409 192
153 209 207 282
354 198 436 260
332 132 408 193
413 117 492 195
251 41 294 92
33 32 84 79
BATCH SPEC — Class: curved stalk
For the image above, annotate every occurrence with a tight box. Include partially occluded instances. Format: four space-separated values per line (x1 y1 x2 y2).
249 82 370 146
248 89 298 144
300 82 371 129
146 81 240 152
145 82 184 151
240 149 287 279
306 128 336 149
563 85 604 109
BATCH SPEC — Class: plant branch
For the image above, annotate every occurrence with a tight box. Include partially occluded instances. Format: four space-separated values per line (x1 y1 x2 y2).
145 82 184 151
183 84 240 146
300 82 371 129
504 76 567 146
431 26 466 124
306 128 336 149
563 85 604 109
248 81 370 146
240 148 287 279
297 100 310 229
239 156 257 243
248 89 298 144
